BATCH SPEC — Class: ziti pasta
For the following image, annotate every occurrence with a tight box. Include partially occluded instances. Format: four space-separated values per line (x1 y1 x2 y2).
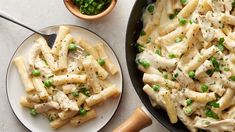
14 26 120 129
137 0 235 131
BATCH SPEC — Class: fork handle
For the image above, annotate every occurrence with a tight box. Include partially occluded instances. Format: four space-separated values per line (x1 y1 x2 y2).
0 10 42 35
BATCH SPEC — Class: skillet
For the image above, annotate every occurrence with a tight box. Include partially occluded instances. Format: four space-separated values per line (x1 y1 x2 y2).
124 0 188 131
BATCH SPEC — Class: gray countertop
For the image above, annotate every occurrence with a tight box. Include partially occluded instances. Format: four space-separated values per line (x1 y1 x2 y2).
0 0 168 131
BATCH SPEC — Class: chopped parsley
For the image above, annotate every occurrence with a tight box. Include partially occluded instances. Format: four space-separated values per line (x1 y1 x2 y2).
209 101 220 108
79 87 90 97
224 67 229 71
137 43 145 52
172 72 179 81
140 30 146 36
210 57 220 71
205 109 219 119
72 90 79 97
155 49 162 56
169 10 180 20
229 76 235 81
206 69 214 76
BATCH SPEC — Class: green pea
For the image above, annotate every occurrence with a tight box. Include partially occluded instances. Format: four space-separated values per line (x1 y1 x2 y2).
175 37 183 43
168 53 176 59
79 108 87 116
201 84 208 92
30 108 38 117
68 43 77 51
186 98 193 106
32 70 40 76
44 79 53 88
183 107 192 115
98 59 105 66
229 76 235 81
217 38 225 52
188 71 195 79
180 0 187 4
138 59 150 68
179 18 187 26
147 4 155 13
217 44 224 52
224 67 229 71
152 84 160 91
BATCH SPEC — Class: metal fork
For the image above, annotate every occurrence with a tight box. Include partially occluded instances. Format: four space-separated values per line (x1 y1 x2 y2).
0 10 57 48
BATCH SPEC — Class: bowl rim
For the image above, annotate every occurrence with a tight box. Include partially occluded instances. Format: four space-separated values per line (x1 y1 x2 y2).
63 0 117 20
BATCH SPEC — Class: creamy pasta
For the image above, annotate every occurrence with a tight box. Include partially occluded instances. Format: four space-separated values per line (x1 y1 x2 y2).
14 26 120 129
136 0 235 131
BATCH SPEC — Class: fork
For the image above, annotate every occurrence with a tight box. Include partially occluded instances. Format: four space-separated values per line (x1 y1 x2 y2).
0 10 57 48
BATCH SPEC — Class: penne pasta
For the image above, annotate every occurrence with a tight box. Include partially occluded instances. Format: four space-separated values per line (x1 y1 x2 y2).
137 1 235 131
52 74 87 86
70 109 96 127
14 57 35 92
37 38 57 71
95 43 118 75
52 26 70 55
85 85 120 107
58 34 74 70
32 77 49 100
14 26 120 129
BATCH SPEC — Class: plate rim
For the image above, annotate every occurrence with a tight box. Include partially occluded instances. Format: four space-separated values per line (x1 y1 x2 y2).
5 24 123 132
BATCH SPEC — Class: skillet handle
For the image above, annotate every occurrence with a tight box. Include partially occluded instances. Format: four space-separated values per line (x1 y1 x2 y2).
113 108 152 132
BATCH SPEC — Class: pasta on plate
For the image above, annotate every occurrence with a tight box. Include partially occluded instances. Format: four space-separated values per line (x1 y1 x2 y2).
136 0 235 131
14 26 120 129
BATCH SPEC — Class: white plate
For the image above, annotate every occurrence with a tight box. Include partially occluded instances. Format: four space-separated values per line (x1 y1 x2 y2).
6 25 123 132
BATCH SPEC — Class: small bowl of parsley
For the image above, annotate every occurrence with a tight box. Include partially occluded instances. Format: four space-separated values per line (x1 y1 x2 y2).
64 0 116 20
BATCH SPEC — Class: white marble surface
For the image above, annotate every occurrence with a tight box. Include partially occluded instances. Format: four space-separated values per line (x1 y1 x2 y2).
0 0 169 132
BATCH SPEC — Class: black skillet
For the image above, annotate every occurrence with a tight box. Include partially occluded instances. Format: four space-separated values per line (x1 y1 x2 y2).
114 0 189 131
